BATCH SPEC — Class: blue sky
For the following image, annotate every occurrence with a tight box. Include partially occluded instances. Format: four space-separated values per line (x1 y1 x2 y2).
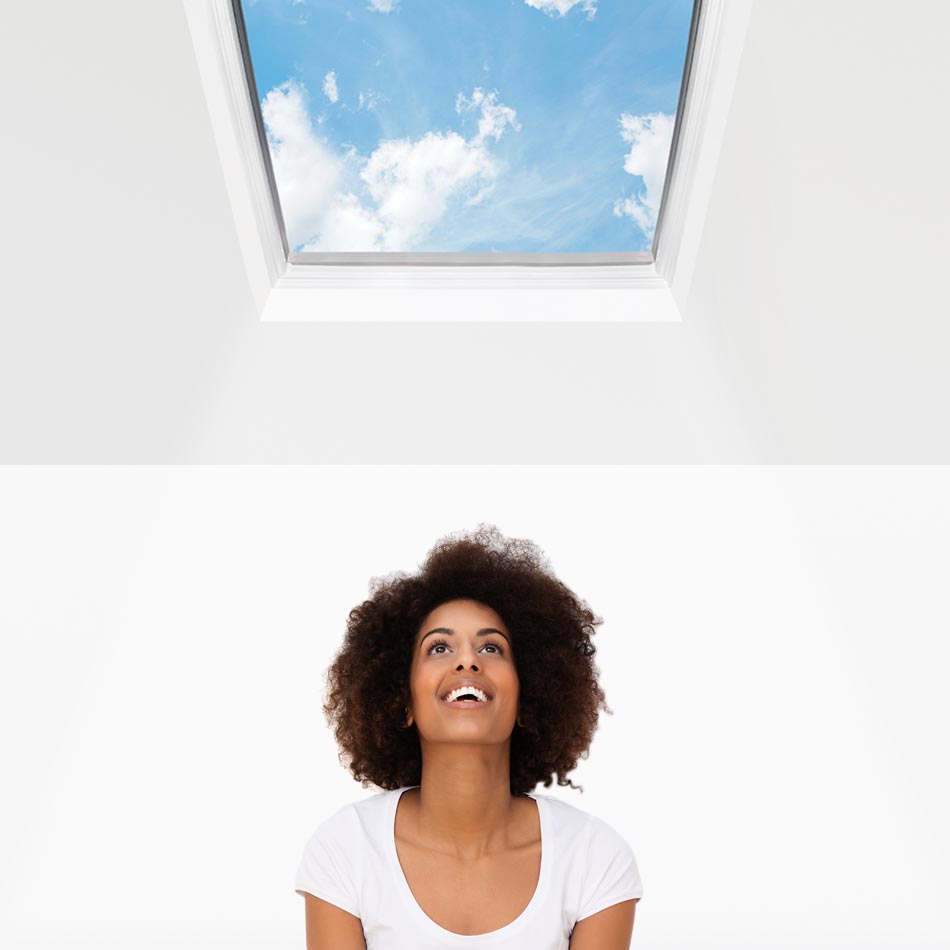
241 0 694 253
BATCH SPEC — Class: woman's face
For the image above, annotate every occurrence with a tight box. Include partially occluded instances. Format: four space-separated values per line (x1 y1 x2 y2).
408 598 519 745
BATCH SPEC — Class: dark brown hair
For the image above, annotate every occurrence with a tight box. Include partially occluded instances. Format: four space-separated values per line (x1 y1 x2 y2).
322 523 611 795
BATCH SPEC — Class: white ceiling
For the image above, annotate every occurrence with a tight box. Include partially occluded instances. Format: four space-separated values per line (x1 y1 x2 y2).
1 1 948 462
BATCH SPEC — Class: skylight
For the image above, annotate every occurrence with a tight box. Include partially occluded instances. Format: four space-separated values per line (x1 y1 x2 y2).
234 0 696 260
184 0 752 320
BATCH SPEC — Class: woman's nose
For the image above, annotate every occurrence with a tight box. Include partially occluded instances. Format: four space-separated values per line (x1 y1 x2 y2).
455 641 479 669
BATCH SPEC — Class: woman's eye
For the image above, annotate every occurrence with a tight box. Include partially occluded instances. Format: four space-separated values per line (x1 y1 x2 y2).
427 641 504 655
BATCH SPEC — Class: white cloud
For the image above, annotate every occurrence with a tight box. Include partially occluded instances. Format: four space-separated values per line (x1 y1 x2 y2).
264 79 520 252
612 112 675 239
304 193 387 251
260 80 344 248
367 0 398 12
359 131 497 249
354 88 519 249
523 0 596 19
323 70 339 103
456 88 521 145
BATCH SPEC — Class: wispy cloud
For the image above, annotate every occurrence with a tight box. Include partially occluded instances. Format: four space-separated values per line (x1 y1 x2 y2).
612 111 675 240
322 70 339 103
456 88 521 145
261 79 521 251
367 0 398 12
523 0 597 19
358 89 387 111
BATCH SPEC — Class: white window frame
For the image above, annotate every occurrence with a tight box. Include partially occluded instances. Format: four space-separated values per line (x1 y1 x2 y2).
182 0 753 323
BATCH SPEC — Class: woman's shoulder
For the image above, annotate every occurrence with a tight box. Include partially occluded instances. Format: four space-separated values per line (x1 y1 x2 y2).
295 791 393 916
529 793 645 915
305 785 406 844
530 790 598 831
531 792 637 858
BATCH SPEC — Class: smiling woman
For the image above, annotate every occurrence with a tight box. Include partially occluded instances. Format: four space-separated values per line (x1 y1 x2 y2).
294 524 643 949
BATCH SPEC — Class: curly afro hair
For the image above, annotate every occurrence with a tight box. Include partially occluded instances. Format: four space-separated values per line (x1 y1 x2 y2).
322 523 613 796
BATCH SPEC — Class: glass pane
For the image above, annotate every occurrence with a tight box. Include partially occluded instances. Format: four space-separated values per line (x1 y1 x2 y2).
238 0 695 254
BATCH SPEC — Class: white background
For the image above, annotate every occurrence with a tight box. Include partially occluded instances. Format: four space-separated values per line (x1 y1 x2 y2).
1 466 947 948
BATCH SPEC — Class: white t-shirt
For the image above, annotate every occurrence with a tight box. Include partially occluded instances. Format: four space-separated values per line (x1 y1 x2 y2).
294 785 643 949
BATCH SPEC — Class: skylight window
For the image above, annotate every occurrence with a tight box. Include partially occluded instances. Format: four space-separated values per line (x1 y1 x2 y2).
236 0 694 258
184 0 753 320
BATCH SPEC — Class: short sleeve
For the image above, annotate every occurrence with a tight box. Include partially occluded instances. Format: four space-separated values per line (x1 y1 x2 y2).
293 820 360 919
576 815 644 923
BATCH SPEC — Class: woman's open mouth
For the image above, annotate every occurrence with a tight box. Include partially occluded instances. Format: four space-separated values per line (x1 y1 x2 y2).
441 685 492 706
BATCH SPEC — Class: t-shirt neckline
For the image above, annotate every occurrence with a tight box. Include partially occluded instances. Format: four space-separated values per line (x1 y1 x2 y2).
387 785 549 943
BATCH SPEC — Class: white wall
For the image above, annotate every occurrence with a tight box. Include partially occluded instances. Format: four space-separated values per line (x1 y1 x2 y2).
0 2 948 462
0 466 946 948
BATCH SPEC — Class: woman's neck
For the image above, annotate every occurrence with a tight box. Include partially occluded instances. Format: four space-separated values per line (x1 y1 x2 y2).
407 749 519 861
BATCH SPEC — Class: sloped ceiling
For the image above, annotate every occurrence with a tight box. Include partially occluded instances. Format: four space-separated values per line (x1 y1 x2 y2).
1 1 947 462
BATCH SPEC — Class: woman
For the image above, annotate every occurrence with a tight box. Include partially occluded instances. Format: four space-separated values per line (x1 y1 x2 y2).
295 525 643 948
